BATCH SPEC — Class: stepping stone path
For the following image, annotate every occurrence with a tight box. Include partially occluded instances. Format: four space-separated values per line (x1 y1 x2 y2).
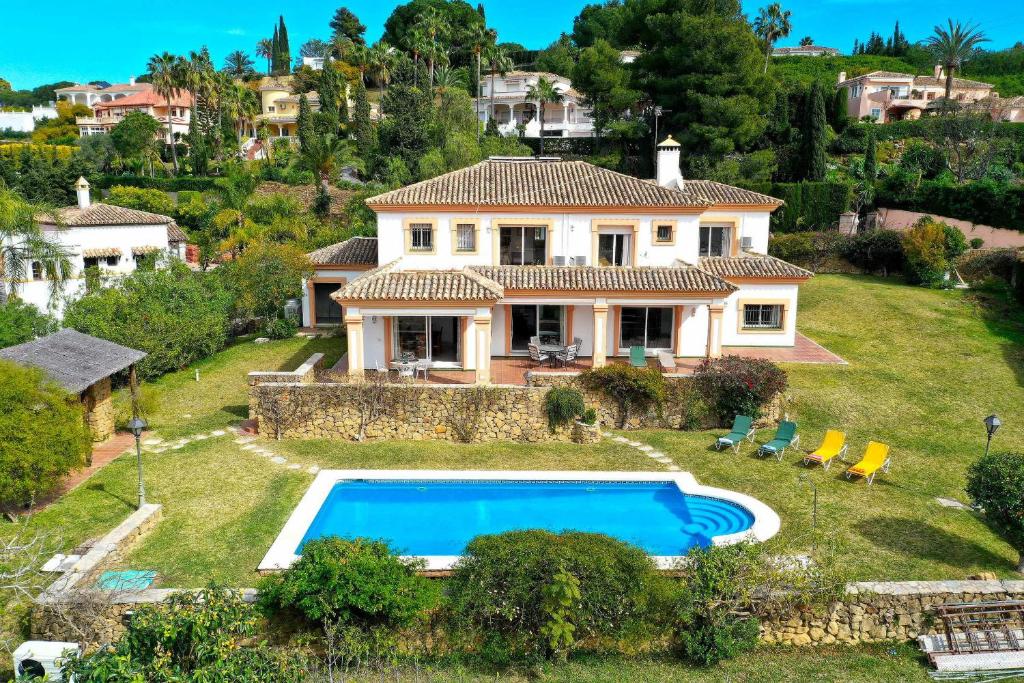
610 434 680 472
936 497 971 510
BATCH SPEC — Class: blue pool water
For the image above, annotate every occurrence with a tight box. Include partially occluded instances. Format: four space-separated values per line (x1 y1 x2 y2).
298 480 755 556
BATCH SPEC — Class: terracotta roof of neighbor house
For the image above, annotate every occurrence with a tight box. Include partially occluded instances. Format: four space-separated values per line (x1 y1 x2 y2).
697 254 813 280
677 180 784 207
366 159 715 209
40 203 175 227
336 261 504 302
308 236 378 266
276 91 321 104
93 88 194 109
0 329 147 394
56 82 153 94
167 222 188 243
470 265 736 294
913 75 993 89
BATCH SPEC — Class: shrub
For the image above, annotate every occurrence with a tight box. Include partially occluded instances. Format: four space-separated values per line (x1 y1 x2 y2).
902 217 955 286
840 229 905 275
90 174 218 192
0 361 91 509
768 231 849 271
258 537 438 629
0 298 57 349
264 316 298 339
958 248 1019 286
692 356 787 425
220 242 313 322
969 237 985 249
446 530 670 661
967 451 1024 572
544 387 585 430
739 181 852 232
105 185 175 216
578 365 665 428
64 262 233 379
581 407 597 426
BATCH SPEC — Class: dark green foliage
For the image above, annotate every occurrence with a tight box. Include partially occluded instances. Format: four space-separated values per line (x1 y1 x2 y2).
875 179 1024 231
330 7 367 45
0 360 90 509
544 387 586 430
446 530 669 661
90 174 218 191
571 39 641 142
317 67 342 135
767 231 849 271
0 146 93 205
741 181 852 232
581 407 598 425
578 364 665 427
64 585 311 682
258 537 438 628
377 83 432 171
221 242 312 322
110 111 162 161
0 298 57 348
840 229 905 274
535 34 577 77
829 88 849 134
278 16 291 74
967 451 1024 569
63 263 233 379
352 80 375 162
799 82 828 181
264 316 298 339
296 94 315 152
692 356 787 425
958 248 1018 286
572 1 627 48
863 128 877 183
382 0 486 60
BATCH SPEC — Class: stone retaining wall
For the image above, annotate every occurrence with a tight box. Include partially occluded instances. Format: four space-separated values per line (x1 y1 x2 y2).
248 353 324 418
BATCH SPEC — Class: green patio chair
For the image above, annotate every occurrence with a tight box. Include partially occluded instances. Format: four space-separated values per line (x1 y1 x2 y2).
756 420 799 461
629 345 646 368
714 415 755 453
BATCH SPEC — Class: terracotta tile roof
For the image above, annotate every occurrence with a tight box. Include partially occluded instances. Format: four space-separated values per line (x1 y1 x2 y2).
93 88 193 109
82 247 122 258
677 180 783 207
697 254 813 280
913 75 993 89
56 82 153 94
470 265 736 294
40 203 174 227
308 237 378 266
167 222 188 243
0 329 146 394
366 159 713 209
838 70 914 86
336 261 504 302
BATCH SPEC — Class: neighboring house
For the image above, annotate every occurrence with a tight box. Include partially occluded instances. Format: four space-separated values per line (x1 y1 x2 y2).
326 138 811 383
476 71 595 138
986 95 1024 123
0 104 59 133
7 178 187 319
619 50 641 64
55 78 150 107
302 56 326 71
255 77 321 140
75 87 193 139
772 45 840 57
301 237 378 327
837 66 994 123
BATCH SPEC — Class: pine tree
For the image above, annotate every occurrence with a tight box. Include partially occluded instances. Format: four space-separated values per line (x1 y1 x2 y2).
853 38 860 55
800 82 827 181
271 25 280 75
863 127 877 183
352 80 374 160
278 16 291 74
297 93 315 152
317 67 340 135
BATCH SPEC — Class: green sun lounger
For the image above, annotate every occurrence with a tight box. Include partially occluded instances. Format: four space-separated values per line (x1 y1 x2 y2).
715 415 755 453
629 345 646 368
756 420 799 461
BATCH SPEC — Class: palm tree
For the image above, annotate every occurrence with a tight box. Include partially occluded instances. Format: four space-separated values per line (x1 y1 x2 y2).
0 188 72 306
926 20 990 100
753 3 793 74
420 8 448 90
407 28 429 88
222 50 255 78
433 66 465 98
525 76 563 155
368 41 395 101
467 25 495 140
147 52 183 174
256 38 274 75
485 44 514 132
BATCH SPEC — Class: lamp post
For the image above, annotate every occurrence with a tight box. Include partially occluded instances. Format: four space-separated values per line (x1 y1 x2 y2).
127 417 147 509
984 414 1001 457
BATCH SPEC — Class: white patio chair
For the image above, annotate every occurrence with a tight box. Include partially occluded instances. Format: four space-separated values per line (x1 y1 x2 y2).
528 343 550 367
414 359 430 382
397 364 415 381
555 344 578 368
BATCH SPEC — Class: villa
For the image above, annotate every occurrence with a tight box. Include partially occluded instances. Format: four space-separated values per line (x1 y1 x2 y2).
6 178 187 319
74 87 193 140
255 77 321 140
475 71 595 139
772 45 840 57
837 66 995 122
55 77 150 107
306 139 812 383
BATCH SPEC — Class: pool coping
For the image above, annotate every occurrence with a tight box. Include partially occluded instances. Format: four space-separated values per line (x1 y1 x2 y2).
258 470 781 572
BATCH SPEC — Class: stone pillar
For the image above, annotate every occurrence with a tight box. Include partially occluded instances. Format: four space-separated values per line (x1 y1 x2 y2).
592 301 609 368
345 313 365 378
707 304 724 359
83 376 115 442
474 312 492 384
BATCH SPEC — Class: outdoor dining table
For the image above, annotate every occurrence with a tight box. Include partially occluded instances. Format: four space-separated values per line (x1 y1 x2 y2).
539 343 567 367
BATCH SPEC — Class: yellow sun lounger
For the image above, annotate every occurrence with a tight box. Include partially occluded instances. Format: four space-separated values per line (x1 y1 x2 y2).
845 441 891 485
803 430 848 470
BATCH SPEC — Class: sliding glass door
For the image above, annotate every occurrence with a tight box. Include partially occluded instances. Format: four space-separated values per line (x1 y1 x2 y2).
510 305 564 352
394 316 461 367
619 307 673 352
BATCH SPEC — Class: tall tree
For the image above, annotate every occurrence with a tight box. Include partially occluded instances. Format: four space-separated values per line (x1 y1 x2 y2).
352 80 375 160
297 93 315 152
271 25 280 75
926 20 989 100
525 76 564 156
330 7 366 45
278 16 292 75
863 127 877 183
752 2 792 74
222 50 255 78
0 188 72 306
147 51 183 174
368 41 396 100
572 38 640 144
467 24 494 140
799 82 827 181
256 38 274 75
799 36 813 46
317 67 341 134
484 43 513 132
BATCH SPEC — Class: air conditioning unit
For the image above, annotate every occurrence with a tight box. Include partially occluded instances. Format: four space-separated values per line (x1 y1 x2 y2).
740 236 753 250
13 641 80 682
552 255 566 266
573 255 588 266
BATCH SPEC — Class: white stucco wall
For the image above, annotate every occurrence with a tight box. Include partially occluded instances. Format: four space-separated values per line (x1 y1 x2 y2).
721 283 799 348
301 268 368 327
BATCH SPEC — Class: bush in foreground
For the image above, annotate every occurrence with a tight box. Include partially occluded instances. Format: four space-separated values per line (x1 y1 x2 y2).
692 356 788 425
967 451 1024 572
544 387 585 430
0 298 57 349
578 365 665 428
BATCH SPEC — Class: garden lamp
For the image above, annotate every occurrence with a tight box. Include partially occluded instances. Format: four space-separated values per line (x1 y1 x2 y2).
984 415 1001 457
127 416 148 509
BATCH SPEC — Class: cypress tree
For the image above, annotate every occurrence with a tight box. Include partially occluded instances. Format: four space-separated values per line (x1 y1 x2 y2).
352 80 374 160
830 88 848 133
800 82 828 181
297 93 315 152
271 25 280 75
339 82 349 127
863 128 877 183
318 67 340 134
278 16 291 74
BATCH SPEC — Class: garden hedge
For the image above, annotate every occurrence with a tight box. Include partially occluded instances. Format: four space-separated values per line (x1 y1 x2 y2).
89 174 218 192
875 179 1024 231
739 181 853 232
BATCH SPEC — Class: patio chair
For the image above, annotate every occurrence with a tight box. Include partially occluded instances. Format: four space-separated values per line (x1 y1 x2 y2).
845 441 891 485
756 420 799 461
414 359 430 382
529 335 541 348
657 350 676 371
803 430 848 470
555 344 578 368
573 337 583 351
629 345 646 368
373 360 390 378
714 415 755 453
528 343 550 367
397 364 415 381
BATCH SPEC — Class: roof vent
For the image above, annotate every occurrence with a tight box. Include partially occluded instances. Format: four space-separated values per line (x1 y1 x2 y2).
553 256 566 266
573 255 587 266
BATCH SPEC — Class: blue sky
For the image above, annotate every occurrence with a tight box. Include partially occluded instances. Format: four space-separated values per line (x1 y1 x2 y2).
3 0 1022 90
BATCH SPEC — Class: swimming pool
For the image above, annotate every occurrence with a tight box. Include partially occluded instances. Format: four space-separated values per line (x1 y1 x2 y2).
260 471 780 571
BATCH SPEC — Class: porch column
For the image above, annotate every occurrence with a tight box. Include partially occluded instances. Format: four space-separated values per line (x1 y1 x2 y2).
474 311 492 384
345 312 365 378
592 301 609 368
673 305 685 356
707 304 724 359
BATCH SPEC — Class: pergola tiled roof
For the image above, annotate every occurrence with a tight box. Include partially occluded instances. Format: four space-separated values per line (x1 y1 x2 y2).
470 265 736 294
697 254 813 280
82 247 122 258
365 159 714 210
336 261 504 303
308 237 378 266
40 203 175 227
0 329 146 394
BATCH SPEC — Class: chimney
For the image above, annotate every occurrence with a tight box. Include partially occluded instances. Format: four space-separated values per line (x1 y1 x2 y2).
656 136 683 188
838 71 847 85
129 76 136 86
933 64 943 79
75 177 91 209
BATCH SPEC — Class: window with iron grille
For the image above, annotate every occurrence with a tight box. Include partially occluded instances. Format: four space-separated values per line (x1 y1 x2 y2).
655 224 673 243
743 304 783 330
410 223 433 251
455 223 476 252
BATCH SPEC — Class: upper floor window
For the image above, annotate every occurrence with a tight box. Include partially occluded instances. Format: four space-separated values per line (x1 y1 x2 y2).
268 105 276 113
30 261 42 280
410 223 434 252
742 303 784 330
851 85 862 97
455 223 477 253
597 233 630 266
500 226 546 265
699 225 731 257
654 222 675 244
